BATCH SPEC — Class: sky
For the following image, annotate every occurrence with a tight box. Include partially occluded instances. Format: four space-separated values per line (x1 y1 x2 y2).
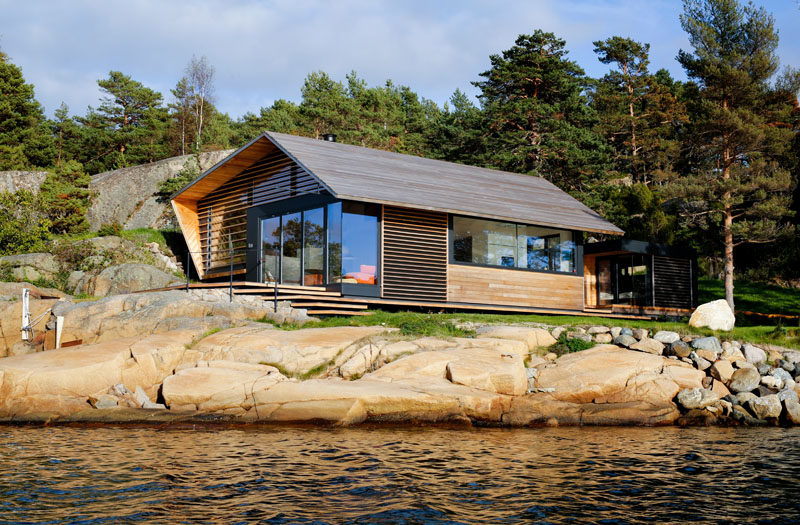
1 0 799 120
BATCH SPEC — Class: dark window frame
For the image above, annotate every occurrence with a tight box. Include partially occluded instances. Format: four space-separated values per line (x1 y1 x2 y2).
448 214 584 277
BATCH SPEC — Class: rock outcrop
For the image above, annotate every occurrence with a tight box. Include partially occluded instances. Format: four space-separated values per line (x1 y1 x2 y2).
87 150 232 230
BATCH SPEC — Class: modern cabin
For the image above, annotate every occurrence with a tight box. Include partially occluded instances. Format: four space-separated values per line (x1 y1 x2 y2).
170 132 695 317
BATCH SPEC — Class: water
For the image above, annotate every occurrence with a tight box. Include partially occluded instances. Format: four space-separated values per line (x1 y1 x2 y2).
0 425 798 524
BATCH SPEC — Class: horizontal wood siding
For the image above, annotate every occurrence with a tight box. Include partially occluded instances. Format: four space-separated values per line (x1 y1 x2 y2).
448 264 584 311
653 256 693 309
197 150 323 274
382 206 448 301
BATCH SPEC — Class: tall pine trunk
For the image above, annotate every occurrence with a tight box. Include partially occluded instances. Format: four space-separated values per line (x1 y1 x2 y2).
722 125 735 311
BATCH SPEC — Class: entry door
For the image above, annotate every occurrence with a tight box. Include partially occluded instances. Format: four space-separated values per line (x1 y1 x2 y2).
596 257 614 306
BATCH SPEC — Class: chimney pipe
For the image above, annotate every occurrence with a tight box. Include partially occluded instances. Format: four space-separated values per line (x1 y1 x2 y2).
322 133 337 142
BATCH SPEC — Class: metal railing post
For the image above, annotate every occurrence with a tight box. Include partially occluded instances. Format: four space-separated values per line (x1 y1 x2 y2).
229 249 234 303
185 251 190 293
274 254 278 313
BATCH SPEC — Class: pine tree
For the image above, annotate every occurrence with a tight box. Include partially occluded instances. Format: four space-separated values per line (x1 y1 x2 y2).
78 71 167 172
670 0 796 309
38 160 93 234
474 30 611 193
0 51 54 169
592 37 687 184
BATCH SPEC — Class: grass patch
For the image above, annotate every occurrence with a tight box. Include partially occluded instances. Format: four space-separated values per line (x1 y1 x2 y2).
698 277 800 318
261 309 800 350
267 310 475 338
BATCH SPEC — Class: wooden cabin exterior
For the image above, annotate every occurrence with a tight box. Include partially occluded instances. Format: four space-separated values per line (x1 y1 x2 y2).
170 132 692 316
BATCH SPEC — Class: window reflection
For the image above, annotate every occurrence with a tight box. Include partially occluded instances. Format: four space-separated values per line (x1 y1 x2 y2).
340 202 378 284
453 216 576 273
259 201 379 287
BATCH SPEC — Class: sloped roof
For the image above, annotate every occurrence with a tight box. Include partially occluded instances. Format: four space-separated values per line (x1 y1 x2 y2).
175 131 623 235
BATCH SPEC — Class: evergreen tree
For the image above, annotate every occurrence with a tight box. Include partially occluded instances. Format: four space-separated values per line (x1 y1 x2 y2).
38 160 93 234
299 71 353 139
428 89 486 165
474 30 611 193
234 99 302 145
669 0 796 309
78 71 167 172
50 103 82 168
0 51 54 169
592 37 687 184
0 190 50 255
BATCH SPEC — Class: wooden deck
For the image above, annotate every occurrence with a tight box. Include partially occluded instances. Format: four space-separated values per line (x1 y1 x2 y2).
142 281 657 319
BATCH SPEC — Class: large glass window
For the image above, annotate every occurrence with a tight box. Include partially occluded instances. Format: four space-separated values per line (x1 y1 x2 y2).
327 202 342 282
453 216 576 273
282 212 302 284
339 202 378 284
259 200 379 287
261 216 281 283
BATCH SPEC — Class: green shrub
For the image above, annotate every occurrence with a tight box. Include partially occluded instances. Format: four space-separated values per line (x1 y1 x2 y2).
38 160 93 234
97 221 123 237
549 333 595 357
157 157 201 201
0 190 51 255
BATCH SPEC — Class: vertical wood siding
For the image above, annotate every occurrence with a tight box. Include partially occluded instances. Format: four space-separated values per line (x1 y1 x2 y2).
381 206 448 301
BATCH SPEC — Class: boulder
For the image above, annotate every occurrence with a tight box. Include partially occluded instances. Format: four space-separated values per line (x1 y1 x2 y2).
689 351 712 371
743 344 767 365
587 326 609 335
710 379 731 399
594 333 613 344
653 331 680 344
629 338 665 355
760 376 782 390
676 388 720 410
691 336 722 355
75 263 182 296
784 399 800 425
777 388 799 404
610 327 623 338
339 344 381 379
668 341 692 358
709 360 734 383
735 392 758 405
631 328 649 341
476 326 556 350
613 334 637 348
535 345 702 405
192 325 392 377
162 361 285 413
445 353 526 396
0 253 59 281
689 299 735 331
748 395 782 420
729 367 761 393
567 332 592 343
502 396 680 426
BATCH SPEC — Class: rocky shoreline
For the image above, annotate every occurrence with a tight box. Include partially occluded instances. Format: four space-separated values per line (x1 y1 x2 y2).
0 285 798 428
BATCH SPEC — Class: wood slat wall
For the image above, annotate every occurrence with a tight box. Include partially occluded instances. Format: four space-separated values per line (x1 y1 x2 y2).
382 206 448 301
583 254 598 307
448 264 584 311
653 256 693 309
196 149 323 273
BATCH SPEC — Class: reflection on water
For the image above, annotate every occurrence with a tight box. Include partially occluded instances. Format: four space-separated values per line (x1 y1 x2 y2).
0 425 798 524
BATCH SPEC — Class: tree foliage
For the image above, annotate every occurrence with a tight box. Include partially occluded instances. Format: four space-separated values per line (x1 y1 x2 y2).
474 30 611 192
38 160 93 234
668 0 796 308
0 190 50 255
0 52 53 169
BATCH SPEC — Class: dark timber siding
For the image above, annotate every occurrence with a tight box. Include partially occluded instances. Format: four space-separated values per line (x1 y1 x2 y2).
382 206 448 301
652 256 693 309
197 149 322 274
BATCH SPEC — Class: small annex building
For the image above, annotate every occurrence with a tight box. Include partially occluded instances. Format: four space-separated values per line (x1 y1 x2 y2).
170 132 696 316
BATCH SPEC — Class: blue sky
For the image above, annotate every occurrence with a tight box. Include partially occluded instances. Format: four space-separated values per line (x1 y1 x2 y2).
1 0 798 119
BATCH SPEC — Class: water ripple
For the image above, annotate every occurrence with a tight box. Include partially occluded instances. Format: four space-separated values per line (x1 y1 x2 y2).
0 426 798 523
